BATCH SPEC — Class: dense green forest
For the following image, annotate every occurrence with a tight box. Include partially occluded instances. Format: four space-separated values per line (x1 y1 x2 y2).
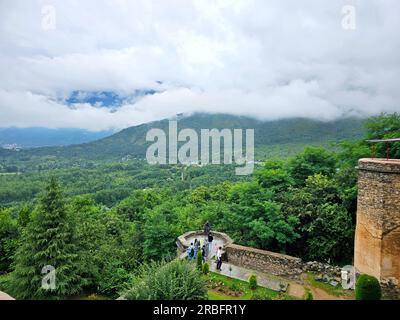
0 114 365 207
0 113 399 300
0 114 364 165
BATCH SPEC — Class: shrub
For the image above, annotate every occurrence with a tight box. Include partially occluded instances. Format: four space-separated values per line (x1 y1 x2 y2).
355 274 382 300
250 290 272 300
0 274 11 293
196 251 203 271
249 274 257 290
229 281 240 292
202 262 209 275
123 259 208 300
87 294 102 300
304 289 313 300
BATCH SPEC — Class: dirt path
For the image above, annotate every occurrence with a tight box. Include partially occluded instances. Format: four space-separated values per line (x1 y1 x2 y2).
309 287 345 300
209 261 353 300
288 282 306 298
288 282 350 300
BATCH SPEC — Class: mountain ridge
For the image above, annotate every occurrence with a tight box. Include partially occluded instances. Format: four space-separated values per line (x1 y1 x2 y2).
1 113 366 161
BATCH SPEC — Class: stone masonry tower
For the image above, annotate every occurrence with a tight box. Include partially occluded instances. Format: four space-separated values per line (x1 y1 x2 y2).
355 158 400 293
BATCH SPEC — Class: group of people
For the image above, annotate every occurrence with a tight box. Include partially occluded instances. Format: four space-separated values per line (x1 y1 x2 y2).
187 238 208 262
186 221 223 271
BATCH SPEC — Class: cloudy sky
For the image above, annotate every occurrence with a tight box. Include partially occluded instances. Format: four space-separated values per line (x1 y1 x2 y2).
0 0 399 131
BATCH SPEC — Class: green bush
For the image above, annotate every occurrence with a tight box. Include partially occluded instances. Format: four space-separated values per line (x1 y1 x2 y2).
355 274 382 300
250 290 272 300
0 274 11 292
229 281 240 292
304 289 313 300
249 274 257 290
196 251 203 271
202 262 209 275
124 259 208 300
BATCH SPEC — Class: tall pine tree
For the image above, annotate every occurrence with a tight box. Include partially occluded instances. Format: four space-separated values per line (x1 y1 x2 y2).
10 178 84 299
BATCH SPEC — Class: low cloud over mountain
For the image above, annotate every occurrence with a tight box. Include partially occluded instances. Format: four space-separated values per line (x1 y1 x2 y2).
0 0 399 131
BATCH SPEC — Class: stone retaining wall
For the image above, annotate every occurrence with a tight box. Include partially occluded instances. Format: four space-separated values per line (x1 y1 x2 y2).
225 244 304 277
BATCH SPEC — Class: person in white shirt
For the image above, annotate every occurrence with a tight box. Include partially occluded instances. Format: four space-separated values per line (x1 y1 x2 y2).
216 246 223 271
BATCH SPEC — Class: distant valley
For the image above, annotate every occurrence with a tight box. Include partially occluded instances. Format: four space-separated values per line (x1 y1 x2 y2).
0 127 113 149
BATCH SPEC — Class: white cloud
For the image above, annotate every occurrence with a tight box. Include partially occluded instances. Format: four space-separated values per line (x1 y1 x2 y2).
0 0 399 130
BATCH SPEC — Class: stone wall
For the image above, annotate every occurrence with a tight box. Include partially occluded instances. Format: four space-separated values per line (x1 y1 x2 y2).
355 158 400 298
176 230 233 258
224 244 341 280
225 244 303 277
177 231 342 280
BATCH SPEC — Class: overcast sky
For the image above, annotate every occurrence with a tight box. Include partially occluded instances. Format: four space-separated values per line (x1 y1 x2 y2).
0 0 399 131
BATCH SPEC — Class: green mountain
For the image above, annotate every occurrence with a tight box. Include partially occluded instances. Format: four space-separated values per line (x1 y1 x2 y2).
2 113 365 161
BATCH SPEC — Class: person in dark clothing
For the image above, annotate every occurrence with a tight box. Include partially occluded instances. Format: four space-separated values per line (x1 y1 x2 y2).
193 239 199 258
204 221 210 236
208 232 213 255
194 238 200 251
201 245 206 262
189 242 195 260
187 242 195 260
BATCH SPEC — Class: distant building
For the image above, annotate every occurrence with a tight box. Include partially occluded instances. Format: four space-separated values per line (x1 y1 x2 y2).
1 143 21 151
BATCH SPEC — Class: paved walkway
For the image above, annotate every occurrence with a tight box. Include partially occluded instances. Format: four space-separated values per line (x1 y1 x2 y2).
208 262 350 300
183 247 288 293
209 260 288 292
182 247 348 300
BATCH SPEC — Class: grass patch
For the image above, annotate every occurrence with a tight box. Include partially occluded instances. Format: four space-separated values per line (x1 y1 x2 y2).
305 273 353 298
206 272 291 300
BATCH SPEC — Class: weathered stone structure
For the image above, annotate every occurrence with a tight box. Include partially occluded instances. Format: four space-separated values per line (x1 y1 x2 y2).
176 230 234 258
177 231 341 280
355 158 400 297
225 244 303 277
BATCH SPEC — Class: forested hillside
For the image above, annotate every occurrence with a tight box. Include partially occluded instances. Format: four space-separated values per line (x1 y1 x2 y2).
0 113 398 300
1 113 365 163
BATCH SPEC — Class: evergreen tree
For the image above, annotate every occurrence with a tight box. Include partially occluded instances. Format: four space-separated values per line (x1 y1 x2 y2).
0 208 18 273
9 178 84 299
196 250 203 271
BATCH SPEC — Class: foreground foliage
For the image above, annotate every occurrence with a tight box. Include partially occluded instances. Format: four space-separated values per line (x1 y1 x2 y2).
123 259 208 300
9 178 84 299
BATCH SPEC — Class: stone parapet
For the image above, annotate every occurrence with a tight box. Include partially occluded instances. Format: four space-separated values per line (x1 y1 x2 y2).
225 244 303 277
177 231 342 280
